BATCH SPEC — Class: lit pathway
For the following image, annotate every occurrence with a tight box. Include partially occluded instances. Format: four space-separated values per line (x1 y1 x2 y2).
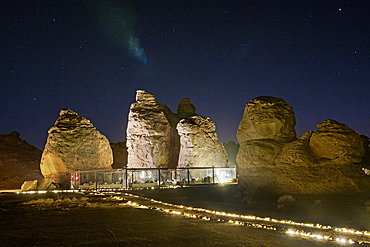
105 191 370 246
13 189 370 246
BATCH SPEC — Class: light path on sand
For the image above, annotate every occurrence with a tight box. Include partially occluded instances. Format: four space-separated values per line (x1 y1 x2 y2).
15 189 370 246
111 191 370 246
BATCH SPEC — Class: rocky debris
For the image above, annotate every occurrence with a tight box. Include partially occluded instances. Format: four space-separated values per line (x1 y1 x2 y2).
237 96 370 194
126 90 179 168
20 195 129 210
20 180 38 191
40 109 113 187
36 177 56 190
21 177 58 191
237 96 296 143
0 132 43 190
177 116 228 168
110 141 128 169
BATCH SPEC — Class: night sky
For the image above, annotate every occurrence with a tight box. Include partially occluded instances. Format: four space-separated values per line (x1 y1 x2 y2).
1 1 370 150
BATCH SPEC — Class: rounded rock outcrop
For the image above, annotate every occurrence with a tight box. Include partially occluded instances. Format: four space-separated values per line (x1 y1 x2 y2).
308 119 365 163
237 96 296 143
237 96 370 194
40 109 113 186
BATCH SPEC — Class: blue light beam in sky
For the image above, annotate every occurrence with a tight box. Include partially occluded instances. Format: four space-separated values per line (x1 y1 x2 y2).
87 0 148 65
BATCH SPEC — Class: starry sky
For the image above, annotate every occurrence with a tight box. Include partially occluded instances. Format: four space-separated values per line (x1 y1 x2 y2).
1 0 370 150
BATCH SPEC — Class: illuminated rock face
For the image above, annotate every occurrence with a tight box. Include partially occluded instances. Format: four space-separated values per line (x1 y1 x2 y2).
237 96 296 143
275 125 368 194
237 97 370 194
309 119 364 162
237 96 297 192
40 109 113 186
126 90 180 168
177 116 228 168
126 90 228 169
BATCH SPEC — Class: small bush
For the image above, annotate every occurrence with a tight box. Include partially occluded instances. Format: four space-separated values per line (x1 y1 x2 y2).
364 200 370 211
277 195 296 208
242 188 256 205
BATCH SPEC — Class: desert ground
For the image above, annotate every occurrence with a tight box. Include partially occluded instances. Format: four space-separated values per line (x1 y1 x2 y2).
1 185 370 246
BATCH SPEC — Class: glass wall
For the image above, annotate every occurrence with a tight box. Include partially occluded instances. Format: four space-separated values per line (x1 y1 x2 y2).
70 167 237 190
70 170 127 189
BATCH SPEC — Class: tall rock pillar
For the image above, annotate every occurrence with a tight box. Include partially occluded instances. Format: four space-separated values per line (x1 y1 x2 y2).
236 96 296 192
126 90 179 168
177 116 228 168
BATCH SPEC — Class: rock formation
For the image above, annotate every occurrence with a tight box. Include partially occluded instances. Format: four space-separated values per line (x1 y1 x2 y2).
126 90 227 169
177 98 196 119
237 96 370 194
0 131 43 189
40 109 113 187
237 96 296 143
177 116 228 168
21 177 56 191
308 119 365 163
126 90 180 168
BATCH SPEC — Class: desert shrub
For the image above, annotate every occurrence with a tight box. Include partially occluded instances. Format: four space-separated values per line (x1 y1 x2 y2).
232 191 241 198
242 187 256 205
364 200 370 211
277 195 296 208
314 199 321 205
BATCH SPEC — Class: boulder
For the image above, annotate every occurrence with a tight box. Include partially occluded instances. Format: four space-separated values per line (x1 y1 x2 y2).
177 116 228 168
308 119 365 163
36 177 55 190
20 180 38 191
177 98 196 119
40 109 113 186
20 177 57 191
237 96 296 143
126 90 179 168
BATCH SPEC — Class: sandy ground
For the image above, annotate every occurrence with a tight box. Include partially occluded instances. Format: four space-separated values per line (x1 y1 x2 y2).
1 186 370 246
134 185 370 230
